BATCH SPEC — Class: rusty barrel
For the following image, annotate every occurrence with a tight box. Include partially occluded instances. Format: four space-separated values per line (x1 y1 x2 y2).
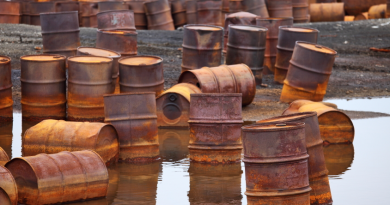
186 0 197 24
257 17 293 75
266 0 293 18
228 0 245 13
96 29 138 56
344 15 355 21
188 93 243 164
354 12 369 20
196 0 223 27
275 26 318 84
40 11 80 57
125 0 147 30
104 92 159 162
77 47 121 93
257 112 332 205
144 0 175 30
29 2 57 26
79 2 98 27
5 150 109 205
226 25 267 85
0 122 12 160
0 2 21 24
156 83 202 128
98 1 128 12
342 0 386 15
22 119 119 165
323 144 354 175
181 24 223 72
97 10 136 31
242 122 311 204
0 56 12 122
0 147 10 166
20 55 66 121
171 0 187 27
282 100 355 144
0 166 17 205
118 56 164 96
243 0 269 16
280 42 337 103
292 0 309 23
67 56 113 122
368 4 387 19
309 3 345 22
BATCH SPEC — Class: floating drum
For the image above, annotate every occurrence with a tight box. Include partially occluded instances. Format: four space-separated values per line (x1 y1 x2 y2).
181 24 223 73
280 42 337 103
368 4 387 19
309 3 345 22
0 56 13 122
104 92 160 162
0 2 21 24
125 0 147 30
257 112 332 205
29 2 57 26
96 29 138 57
244 0 269 17
179 64 256 106
67 56 113 122
20 55 66 121
97 10 136 31
144 0 175 30
22 120 119 165
98 1 128 12
186 0 197 24
156 83 202 128
292 0 309 23
0 166 17 205
171 0 187 27
226 25 267 85
242 122 311 204
282 100 355 144
188 93 243 164
119 56 164 96
5 150 109 205
0 147 10 166
196 0 223 27
274 26 318 84
79 2 99 27
266 0 293 18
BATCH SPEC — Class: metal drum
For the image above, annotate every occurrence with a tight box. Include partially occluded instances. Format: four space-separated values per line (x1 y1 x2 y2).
244 0 269 16
0 147 9 166
98 1 128 12
368 4 387 19
266 0 293 18
0 2 21 24
171 0 187 27
79 2 99 27
196 0 223 27
341 0 386 15
309 3 345 22
144 0 175 30
5 150 109 205
0 166 17 205
96 29 138 57
0 122 12 161
0 56 12 122
354 12 369 20
188 93 243 164
67 56 113 122
29 2 57 26
186 0 197 24
97 10 136 31
125 0 147 30
292 0 309 23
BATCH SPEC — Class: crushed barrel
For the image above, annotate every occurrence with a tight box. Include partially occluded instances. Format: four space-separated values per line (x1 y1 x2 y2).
97 10 136 31
96 29 138 56
98 1 128 12
5 150 109 205
186 0 198 24
79 2 98 27
266 0 293 18
104 92 160 162
368 4 387 19
309 3 345 22
0 2 21 24
188 93 243 164
29 2 57 26
171 0 187 27
323 144 354 175
0 56 13 122
22 119 119 165
292 0 310 23
0 147 10 166
0 166 17 205
196 0 223 27
144 0 175 30
125 0 148 29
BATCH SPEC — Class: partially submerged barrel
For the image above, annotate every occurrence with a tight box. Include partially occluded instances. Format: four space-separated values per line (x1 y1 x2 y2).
156 83 202 128
280 42 337 103
5 150 109 205
186 0 197 24
67 56 113 122
368 4 387 19
292 0 309 23
171 0 187 27
275 26 318 84
181 24 223 72
0 147 10 166
97 10 136 31
98 1 128 12
96 29 138 56
125 0 147 29
282 100 355 144
242 122 311 204
0 166 17 205
266 0 293 18
309 3 345 22
188 93 243 164
0 56 13 122
79 2 98 27
244 0 269 16
104 92 160 162
119 56 164 96
144 0 175 30
197 0 223 27
179 64 256 106
29 2 57 26
0 2 21 24
226 25 267 85
22 120 119 165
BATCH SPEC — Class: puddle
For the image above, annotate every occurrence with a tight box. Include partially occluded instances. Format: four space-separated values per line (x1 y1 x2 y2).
325 97 390 114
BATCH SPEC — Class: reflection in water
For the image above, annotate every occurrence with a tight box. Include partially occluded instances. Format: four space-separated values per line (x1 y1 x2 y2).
158 129 190 162
323 144 355 177
0 121 12 158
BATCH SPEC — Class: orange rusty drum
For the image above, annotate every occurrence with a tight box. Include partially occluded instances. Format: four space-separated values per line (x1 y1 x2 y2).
29 2 57 26
0 2 21 24
368 4 387 19
197 0 223 27
125 0 148 30
354 12 369 20
0 187 12 205
323 144 354 175
0 56 13 122
309 3 345 22
292 0 309 23
344 15 355 21
79 2 99 27
97 10 136 31
5 150 109 205
0 147 10 166
96 29 138 57
342 0 386 15
0 166 17 205
22 119 119 165
144 0 175 30
171 0 187 27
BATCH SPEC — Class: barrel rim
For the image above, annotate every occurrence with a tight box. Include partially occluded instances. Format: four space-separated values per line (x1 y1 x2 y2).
0 55 11 64
67 55 113 64
279 25 319 33
156 83 201 101
20 54 67 62
97 29 138 35
229 24 268 32
257 111 317 124
242 122 305 131
295 41 337 55
184 24 224 31
77 46 121 58
97 9 134 16
40 10 78 16
104 92 156 97
118 55 163 66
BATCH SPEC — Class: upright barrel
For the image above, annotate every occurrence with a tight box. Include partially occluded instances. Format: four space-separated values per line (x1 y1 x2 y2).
280 42 337 103
197 0 223 27
292 0 309 23
171 0 187 27
29 2 57 26
125 0 148 29
104 92 159 162
98 1 128 12
309 3 345 22
67 56 113 122
266 0 293 18
5 150 109 205
0 166 17 205
242 122 311 204
188 93 243 163
144 0 175 30
96 29 138 57
275 26 318 84
0 56 12 122
119 56 164 96
79 2 98 27
181 25 223 72
0 147 9 166
244 0 269 16
186 0 197 24
97 10 136 31
226 25 267 85
0 2 21 24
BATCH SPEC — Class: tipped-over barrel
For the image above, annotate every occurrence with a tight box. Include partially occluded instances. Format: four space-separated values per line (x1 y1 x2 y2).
0 147 9 166
309 3 345 22
0 166 17 205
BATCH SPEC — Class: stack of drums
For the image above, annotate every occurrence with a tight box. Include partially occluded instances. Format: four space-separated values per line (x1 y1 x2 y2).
309 3 345 22
0 56 12 122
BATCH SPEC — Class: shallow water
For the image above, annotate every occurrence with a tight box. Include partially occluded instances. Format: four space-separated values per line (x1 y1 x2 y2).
325 97 390 114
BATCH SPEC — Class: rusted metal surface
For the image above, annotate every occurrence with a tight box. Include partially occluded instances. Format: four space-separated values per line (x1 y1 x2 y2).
22 119 119 165
0 2 21 24
0 147 10 166
282 100 355 144
0 122 12 160
0 187 12 205
0 56 13 122
354 12 369 20
280 42 337 103
242 122 311 204
257 112 332 205
368 4 387 19
188 93 243 164
158 129 190 160
79 2 98 27
67 56 113 122
98 1 128 12
97 10 136 31
96 29 138 56
20 55 66 121
228 0 245 13
275 26 318 84
292 0 309 23
181 24 223 72
118 56 164 96
244 0 269 16
196 0 223 27
186 0 197 24
104 92 160 162
20 2 30 25
40 11 80 57
388 0 390 17
309 3 345 22
344 15 355 21
144 0 175 30
226 25 267 85
56 2 80 13
156 83 202 128
257 17 293 75
29 2 57 26
125 0 147 30
179 64 256 106
5 150 109 205
323 144 354 175
77 47 121 93
266 0 293 18
170 0 187 27
0 166 17 205
341 0 387 15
